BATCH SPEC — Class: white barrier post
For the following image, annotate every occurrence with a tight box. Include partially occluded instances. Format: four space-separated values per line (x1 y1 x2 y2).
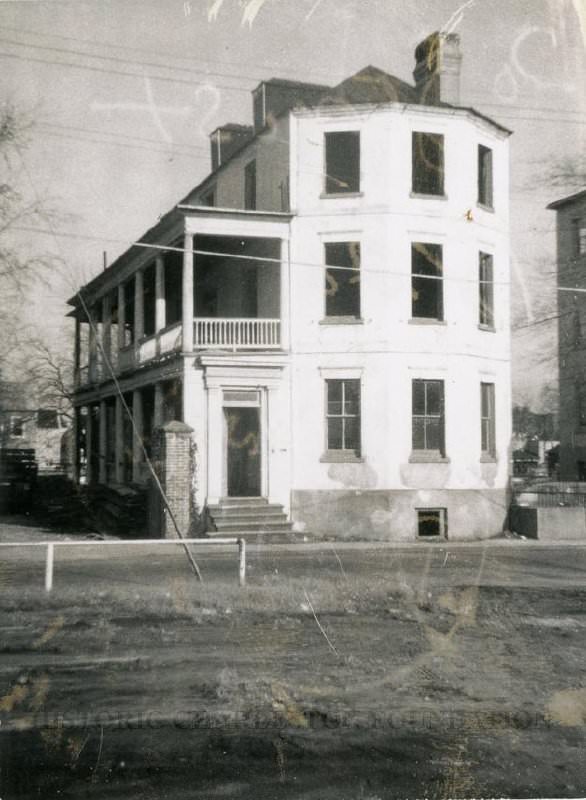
238 538 246 587
45 543 54 592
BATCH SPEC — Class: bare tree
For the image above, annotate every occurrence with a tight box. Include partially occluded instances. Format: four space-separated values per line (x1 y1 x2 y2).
0 103 61 367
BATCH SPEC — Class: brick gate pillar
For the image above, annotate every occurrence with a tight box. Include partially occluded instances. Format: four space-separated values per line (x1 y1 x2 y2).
149 420 195 539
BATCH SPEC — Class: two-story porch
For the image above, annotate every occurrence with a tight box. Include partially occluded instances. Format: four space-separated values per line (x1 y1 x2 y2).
70 208 292 512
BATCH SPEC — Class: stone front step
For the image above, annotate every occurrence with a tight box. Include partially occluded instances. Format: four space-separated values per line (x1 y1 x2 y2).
207 497 298 541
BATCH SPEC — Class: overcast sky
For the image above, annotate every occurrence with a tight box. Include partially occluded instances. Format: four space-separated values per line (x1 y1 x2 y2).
1 0 585 409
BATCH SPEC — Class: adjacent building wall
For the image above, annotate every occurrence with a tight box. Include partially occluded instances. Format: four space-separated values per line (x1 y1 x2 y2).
556 194 586 479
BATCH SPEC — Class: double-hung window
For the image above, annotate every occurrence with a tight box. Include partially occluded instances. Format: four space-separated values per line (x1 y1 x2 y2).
324 242 361 319
478 145 493 208
412 242 443 321
480 382 496 458
412 379 445 456
479 252 494 328
412 132 444 196
324 131 360 195
325 379 361 457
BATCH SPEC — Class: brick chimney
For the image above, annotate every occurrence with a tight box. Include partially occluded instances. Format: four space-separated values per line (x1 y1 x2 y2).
209 124 254 170
413 32 462 106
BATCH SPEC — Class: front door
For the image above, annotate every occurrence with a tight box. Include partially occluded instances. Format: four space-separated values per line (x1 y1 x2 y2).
225 407 261 497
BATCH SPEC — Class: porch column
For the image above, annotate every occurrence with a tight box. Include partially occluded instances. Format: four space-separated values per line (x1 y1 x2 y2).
134 269 145 342
280 238 290 350
72 406 80 483
117 284 126 352
102 293 112 374
182 233 194 351
155 255 166 332
154 382 164 428
206 386 223 503
88 308 98 382
74 317 81 387
98 400 107 483
132 389 144 483
115 395 124 483
85 406 94 484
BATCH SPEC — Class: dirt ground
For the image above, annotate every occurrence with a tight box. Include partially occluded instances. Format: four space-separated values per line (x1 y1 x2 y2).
1 517 586 798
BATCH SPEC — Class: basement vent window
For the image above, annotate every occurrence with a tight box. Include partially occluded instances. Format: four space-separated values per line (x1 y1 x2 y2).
417 508 447 539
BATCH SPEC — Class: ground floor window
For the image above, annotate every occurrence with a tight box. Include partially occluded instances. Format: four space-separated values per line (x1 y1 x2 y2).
325 378 361 457
417 508 447 539
412 379 445 455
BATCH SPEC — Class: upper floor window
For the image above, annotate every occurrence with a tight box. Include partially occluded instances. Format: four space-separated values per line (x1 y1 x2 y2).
573 218 586 256
412 132 444 196
324 242 361 319
325 378 361 456
412 242 443 321
202 188 215 207
412 379 445 455
480 382 496 457
479 252 495 328
478 145 494 208
164 247 183 326
244 160 257 210
324 131 360 195
37 409 59 429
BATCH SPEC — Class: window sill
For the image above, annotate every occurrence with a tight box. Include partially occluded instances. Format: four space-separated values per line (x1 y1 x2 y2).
410 192 447 201
320 451 364 464
478 323 496 333
319 317 364 325
320 191 363 200
409 318 447 326
480 454 498 463
409 452 450 464
477 202 495 213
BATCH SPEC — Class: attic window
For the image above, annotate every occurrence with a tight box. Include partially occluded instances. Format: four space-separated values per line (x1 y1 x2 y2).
412 132 444 196
324 131 360 195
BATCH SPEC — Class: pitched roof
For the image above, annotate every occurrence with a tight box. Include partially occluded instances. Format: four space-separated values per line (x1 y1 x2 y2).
319 65 418 106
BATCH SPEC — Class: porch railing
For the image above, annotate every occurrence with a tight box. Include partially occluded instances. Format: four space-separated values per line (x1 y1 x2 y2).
194 318 281 350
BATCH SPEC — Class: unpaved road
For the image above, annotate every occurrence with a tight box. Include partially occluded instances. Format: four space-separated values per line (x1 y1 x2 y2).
1 518 586 798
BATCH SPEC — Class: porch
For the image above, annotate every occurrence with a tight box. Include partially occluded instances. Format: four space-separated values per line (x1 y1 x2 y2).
73 209 291 388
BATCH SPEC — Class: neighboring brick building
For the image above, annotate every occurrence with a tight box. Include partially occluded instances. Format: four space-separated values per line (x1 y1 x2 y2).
548 189 586 479
69 32 512 541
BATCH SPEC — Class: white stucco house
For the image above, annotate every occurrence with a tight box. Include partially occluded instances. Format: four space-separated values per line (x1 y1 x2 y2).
69 32 512 541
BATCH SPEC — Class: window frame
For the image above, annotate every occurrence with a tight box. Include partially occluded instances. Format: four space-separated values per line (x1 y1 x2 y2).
478 251 495 329
477 144 494 209
9 414 24 437
573 218 586 257
411 242 444 322
323 130 361 196
416 508 448 539
480 382 496 459
244 159 257 211
412 131 445 197
411 378 446 459
323 240 361 321
322 378 362 461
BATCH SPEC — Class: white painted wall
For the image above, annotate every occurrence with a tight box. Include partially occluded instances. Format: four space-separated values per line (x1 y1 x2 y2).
287 104 511 498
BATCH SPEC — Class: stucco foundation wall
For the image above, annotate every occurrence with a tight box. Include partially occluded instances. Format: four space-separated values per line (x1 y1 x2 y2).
291 489 508 541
